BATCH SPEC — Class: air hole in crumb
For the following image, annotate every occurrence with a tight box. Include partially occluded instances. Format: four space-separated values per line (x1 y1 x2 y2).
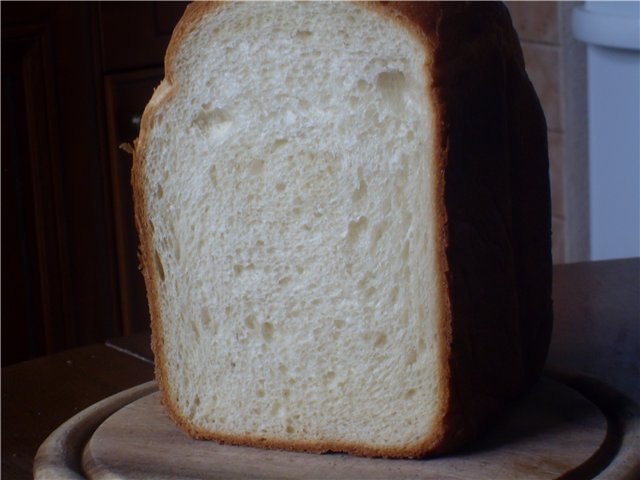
334 319 345 329
155 185 163 199
390 286 399 304
154 250 165 281
275 182 286 192
405 388 417 399
192 107 231 138
312 327 322 340
375 70 407 111
403 265 410 280
233 264 244 275
271 401 282 416
191 321 200 340
374 333 387 347
401 240 410 263
402 211 413 230
357 271 373 289
356 79 368 92
209 165 218 187
352 178 367 202
286 425 295 434
352 166 367 203
257 389 265 398
273 138 288 149
249 158 265 175
418 337 426 352
201 307 213 329
244 315 256 330
370 220 388 251
346 216 368 243
262 322 274 341
294 30 312 39
278 276 291 286
323 371 336 384
406 348 418 365
299 99 310 111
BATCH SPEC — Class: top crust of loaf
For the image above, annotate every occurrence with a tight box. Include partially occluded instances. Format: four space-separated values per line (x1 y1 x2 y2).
132 1 552 458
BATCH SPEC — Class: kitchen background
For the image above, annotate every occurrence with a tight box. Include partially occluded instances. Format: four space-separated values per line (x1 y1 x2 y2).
3 2 639 366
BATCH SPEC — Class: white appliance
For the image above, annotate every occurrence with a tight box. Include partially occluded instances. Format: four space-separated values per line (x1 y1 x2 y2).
572 1 640 260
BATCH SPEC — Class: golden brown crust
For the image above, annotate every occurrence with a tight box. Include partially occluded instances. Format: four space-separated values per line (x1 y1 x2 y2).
132 1 552 459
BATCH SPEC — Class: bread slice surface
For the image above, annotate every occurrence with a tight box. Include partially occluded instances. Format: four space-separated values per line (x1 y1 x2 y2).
135 1 449 457
133 1 553 458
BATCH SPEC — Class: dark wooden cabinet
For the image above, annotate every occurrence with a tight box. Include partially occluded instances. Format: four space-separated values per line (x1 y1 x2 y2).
104 68 164 336
1 2 186 366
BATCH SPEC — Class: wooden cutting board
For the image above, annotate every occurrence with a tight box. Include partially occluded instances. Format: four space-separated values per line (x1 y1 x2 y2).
34 373 640 479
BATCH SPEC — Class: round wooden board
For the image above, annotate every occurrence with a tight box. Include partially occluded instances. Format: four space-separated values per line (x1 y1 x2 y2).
35 374 640 479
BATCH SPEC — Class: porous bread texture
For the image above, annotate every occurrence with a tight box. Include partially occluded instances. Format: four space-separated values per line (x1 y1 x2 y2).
136 1 450 456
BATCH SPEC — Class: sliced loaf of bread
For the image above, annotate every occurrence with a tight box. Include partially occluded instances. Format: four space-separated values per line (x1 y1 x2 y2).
132 1 552 458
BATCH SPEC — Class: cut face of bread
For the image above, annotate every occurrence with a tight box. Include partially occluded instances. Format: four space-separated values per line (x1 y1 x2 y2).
134 1 552 458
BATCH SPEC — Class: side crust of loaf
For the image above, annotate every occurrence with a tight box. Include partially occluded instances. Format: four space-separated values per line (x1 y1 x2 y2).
132 1 552 458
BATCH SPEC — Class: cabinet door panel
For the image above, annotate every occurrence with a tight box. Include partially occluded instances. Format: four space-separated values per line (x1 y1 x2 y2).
99 2 185 72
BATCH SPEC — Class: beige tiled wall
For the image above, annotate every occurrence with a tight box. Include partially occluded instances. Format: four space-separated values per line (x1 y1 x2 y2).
506 2 589 263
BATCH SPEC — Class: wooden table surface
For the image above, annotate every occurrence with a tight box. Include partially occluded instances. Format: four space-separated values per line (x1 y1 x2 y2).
3 258 639 479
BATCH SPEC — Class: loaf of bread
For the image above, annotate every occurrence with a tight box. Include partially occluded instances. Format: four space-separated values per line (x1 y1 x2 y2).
132 1 552 458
